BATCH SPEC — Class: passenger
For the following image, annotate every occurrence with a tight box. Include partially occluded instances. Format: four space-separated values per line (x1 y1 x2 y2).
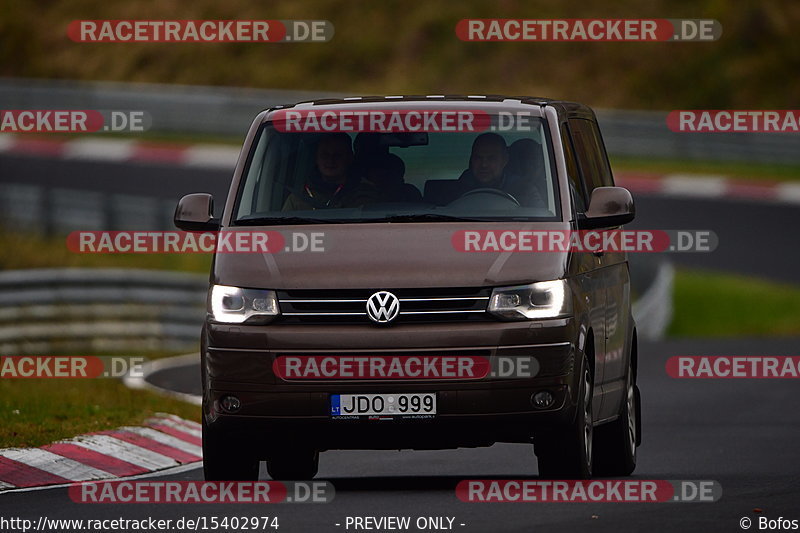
283 133 375 210
450 132 545 207
508 138 549 206
363 153 422 203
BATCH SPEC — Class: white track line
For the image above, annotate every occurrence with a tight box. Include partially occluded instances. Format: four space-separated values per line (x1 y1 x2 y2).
184 144 240 169
123 353 202 406
0 134 14 152
146 417 202 439
0 449 113 482
155 412 202 432
661 174 728 197
118 427 202 458
66 434 179 470
63 138 135 161
775 182 800 204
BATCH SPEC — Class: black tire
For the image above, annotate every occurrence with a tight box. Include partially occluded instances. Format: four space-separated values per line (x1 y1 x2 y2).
593 358 639 477
202 416 260 481
267 449 319 480
535 354 593 479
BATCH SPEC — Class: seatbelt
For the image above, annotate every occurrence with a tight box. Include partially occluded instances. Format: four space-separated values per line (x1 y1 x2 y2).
304 183 345 208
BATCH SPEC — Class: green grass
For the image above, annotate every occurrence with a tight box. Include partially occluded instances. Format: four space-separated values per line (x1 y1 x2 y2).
669 269 800 337
0 377 199 448
0 229 206 449
612 155 800 183
0 229 212 273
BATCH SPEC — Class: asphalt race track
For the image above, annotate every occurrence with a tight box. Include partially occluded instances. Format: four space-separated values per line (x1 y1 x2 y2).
4 338 800 532
1 155 799 532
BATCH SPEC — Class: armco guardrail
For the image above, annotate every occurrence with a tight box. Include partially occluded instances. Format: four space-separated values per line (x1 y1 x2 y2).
632 260 674 341
0 77 332 139
0 262 671 356
2 77 799 163
0 182 178 233
0 268 207 354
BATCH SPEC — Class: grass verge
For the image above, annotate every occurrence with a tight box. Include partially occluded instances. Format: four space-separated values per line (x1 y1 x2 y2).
0 229 211 273
0 376 199 449
669 269 800 337
0 229 206 449
612 155 800 183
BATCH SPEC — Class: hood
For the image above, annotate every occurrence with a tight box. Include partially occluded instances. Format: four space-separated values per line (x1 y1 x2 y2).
213 222 570 290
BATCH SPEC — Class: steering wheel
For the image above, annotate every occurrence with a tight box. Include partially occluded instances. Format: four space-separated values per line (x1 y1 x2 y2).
452 188 521 207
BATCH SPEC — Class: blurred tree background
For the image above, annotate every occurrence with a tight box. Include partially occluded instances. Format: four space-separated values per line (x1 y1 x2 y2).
0 0 798 109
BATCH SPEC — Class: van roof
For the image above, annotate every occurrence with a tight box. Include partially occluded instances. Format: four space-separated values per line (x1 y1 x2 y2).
271 95 588 112
266 95 595 121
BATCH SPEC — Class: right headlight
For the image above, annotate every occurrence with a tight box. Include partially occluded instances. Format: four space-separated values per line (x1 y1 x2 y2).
209 284 279 324
488 279 572 320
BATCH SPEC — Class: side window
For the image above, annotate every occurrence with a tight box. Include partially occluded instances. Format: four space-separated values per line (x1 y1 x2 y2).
591 121 614 187
568 119 613 205
560 125 586 213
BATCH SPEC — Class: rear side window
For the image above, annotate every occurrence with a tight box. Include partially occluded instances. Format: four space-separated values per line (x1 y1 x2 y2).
560 125 586 213
567 118 613 201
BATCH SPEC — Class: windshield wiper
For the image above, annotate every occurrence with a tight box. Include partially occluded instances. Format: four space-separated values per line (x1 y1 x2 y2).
380 213 488 222
234 216 346 226
236 213 505 225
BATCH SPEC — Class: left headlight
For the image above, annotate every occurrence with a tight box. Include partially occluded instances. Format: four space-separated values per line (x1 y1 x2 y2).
488 279 572 320
209 285 279 324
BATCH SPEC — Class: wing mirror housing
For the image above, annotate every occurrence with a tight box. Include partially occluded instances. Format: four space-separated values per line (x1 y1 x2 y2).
577 186 635 229
174 193 220 231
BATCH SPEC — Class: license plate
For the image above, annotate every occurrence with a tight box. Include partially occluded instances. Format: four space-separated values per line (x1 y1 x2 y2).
330 393 436 417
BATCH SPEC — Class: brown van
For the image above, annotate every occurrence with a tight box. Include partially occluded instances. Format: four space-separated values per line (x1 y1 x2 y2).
175 96 641 480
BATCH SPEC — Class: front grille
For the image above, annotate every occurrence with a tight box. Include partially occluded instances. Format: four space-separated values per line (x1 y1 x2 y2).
276 287 492 324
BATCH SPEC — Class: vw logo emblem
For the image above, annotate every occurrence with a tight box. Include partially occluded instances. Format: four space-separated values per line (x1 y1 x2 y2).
366 291 400 324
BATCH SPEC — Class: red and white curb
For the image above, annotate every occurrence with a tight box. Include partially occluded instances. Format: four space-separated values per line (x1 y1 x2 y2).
0 413 202 492
615 172 800 204
1 133 799 204
0 133 239 170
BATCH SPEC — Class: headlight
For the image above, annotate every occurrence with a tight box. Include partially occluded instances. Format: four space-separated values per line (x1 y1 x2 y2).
209 285 279 324
488 280 572 320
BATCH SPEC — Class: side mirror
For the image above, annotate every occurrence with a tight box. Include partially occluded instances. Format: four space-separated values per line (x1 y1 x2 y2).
578 186 635 229
174 193 220 231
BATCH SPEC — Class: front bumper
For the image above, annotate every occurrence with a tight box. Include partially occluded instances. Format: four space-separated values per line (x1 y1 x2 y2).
202 318 581 450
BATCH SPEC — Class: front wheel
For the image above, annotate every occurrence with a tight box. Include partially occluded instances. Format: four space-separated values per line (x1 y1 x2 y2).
593 358 640 477
535 354 593 479
202 417 260 481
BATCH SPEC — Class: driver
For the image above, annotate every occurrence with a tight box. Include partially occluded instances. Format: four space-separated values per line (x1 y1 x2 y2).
283 133 376 210
449 132 545 207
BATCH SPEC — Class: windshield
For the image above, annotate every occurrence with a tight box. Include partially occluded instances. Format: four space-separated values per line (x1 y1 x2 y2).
233 112 560 224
